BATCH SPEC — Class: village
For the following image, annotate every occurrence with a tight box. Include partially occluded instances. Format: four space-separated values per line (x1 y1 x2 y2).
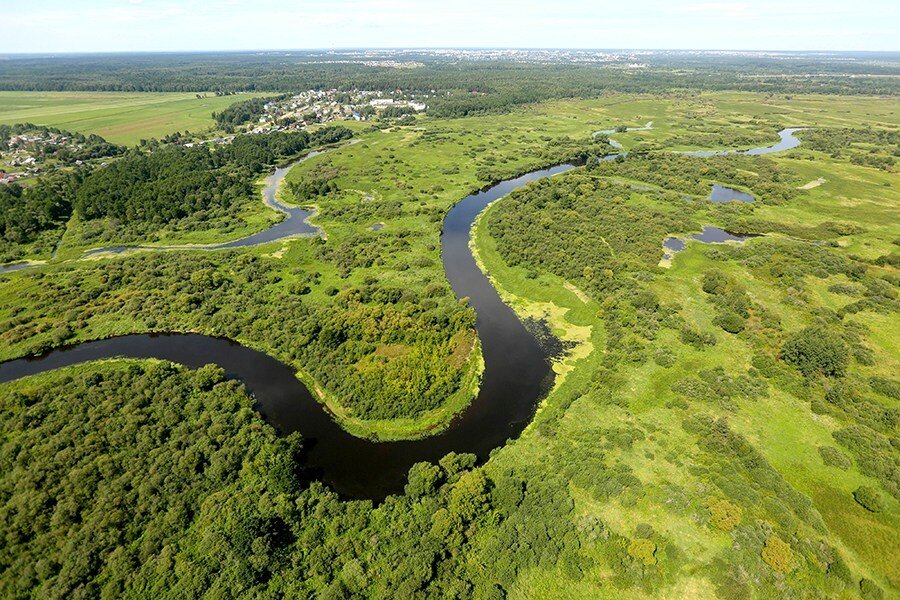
0 127 121 183
245 89 431 134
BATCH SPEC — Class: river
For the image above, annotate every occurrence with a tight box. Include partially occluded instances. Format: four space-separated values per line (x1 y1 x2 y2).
0 128 805 499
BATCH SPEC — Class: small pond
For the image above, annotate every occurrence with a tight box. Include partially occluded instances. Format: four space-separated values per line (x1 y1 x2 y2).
709 184 755 203
663 226 759 261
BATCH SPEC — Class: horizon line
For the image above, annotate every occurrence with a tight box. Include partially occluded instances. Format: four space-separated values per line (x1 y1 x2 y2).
2 48 900 57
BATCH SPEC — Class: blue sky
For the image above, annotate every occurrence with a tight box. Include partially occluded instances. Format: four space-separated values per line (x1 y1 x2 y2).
3 0 898 53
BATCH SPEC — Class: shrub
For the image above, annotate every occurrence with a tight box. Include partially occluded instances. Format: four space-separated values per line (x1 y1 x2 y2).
654 347 676 368
627 538 657 565
761 535 793 573
680 327 717 350
706 497 742 532
781 327 849 378
818 446 852 470
852 486 884 512
859 578 885 600
714 311 746 334
702 270 729 295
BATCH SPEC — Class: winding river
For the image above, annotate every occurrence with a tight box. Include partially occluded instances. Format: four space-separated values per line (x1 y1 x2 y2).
0 128 803 499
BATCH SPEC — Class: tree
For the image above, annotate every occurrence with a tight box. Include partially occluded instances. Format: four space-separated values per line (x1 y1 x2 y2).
781 327 849 378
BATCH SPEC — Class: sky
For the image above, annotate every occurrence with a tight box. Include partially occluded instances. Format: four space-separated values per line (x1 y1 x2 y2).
2 0 898 54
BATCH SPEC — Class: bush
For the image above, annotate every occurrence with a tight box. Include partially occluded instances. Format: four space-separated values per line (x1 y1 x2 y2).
818 446 852 470
859 578 885 600
706 497 742 531
653 347 676 368
680 327 717 350
852 486 884 512
761 535 793 573
627 538 657 565
702 270 728 295
714 311 746 334
781 327 849 378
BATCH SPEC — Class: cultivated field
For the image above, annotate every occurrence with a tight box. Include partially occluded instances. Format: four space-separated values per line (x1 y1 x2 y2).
0 91 263 145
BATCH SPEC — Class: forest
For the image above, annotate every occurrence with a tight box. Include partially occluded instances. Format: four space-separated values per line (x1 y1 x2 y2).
0 126 352 248
0 360 594 598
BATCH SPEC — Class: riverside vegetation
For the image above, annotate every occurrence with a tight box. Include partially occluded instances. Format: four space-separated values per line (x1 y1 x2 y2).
0 83 898 597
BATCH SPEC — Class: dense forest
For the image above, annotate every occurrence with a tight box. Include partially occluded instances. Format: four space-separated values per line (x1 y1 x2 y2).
798 128 898 172
0 126 352 248
0 174 77 245
1 361 582 598
0 85 897 597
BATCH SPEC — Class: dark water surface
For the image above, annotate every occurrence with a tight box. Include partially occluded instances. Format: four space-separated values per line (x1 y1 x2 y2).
663 226 759 261
0 164 576 500
693 226 758 244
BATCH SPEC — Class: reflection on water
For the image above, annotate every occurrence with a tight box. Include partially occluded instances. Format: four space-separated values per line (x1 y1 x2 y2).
709 184 756 203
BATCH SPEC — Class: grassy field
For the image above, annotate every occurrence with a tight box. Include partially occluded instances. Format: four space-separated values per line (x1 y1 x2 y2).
0 91 264 145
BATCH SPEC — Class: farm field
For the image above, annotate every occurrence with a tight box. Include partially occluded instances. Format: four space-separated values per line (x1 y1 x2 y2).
0 91 263 145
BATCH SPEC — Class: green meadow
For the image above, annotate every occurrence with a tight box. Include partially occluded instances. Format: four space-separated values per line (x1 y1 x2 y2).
0 91 264 145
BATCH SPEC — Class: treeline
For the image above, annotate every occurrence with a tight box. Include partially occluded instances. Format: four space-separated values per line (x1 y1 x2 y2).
1 246 473 421
0 54 896 117
487 171 696 297
589 152 802 204
0 174 77 244
799 127 898 171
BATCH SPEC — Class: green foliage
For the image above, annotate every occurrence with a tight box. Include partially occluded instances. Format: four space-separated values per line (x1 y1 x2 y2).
0 250 474 422
627 538 657 565
75 127 351 224
860 578 886 600
0 122 123 162
213 94 284 126
781 326 849 378
761 535 794 573
653 347 676 368
486 171 694 298
706 497 743 532
0 173 77 244
679 326 717 350
852 486 885 512
592 152 801 204
714 311 746 334
799 127 898 172
0 361 297 598
818 446 852 470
